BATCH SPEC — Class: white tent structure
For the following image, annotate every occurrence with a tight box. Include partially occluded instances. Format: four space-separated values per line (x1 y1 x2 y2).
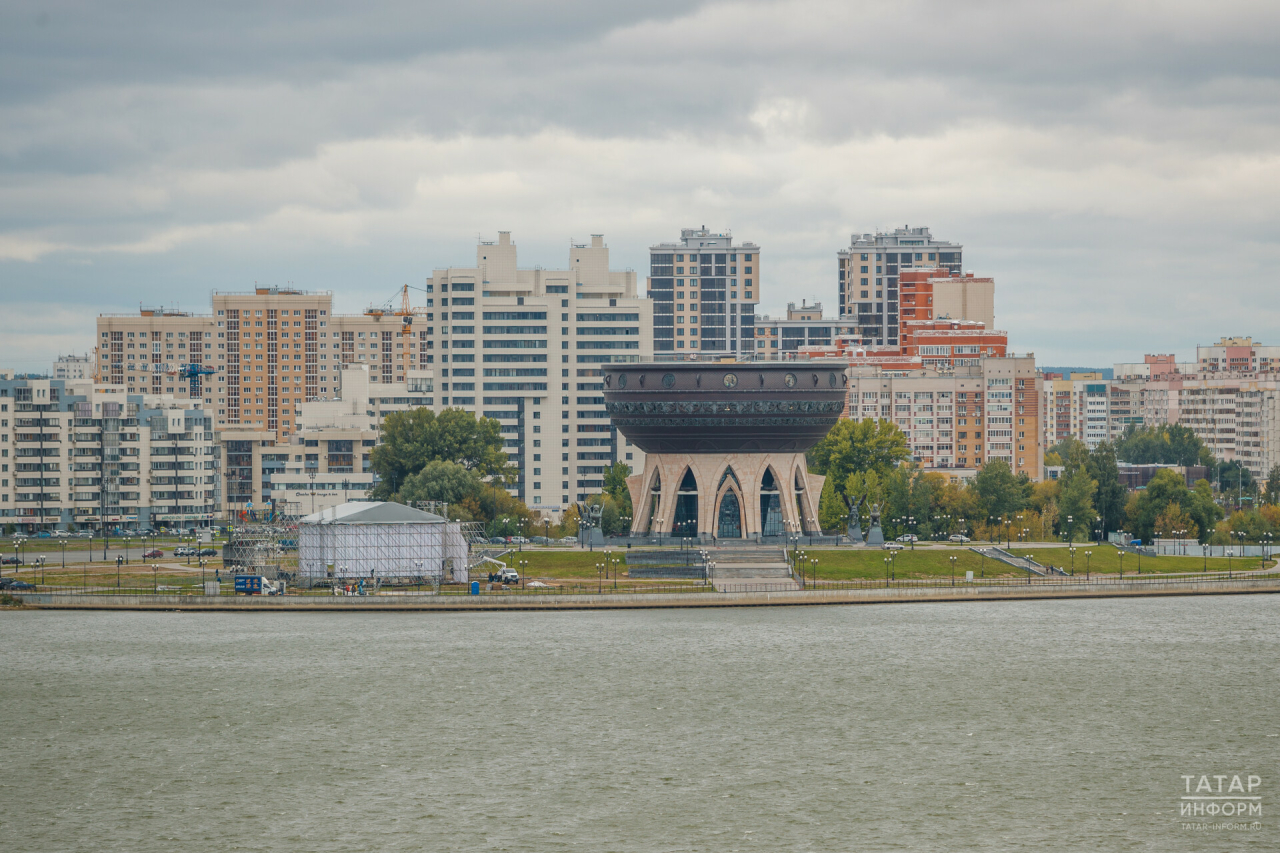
298 502 469 584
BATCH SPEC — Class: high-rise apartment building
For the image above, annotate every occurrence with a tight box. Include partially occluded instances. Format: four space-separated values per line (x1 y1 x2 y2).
425 233 652 511
836 226 963 347
647 228 759 356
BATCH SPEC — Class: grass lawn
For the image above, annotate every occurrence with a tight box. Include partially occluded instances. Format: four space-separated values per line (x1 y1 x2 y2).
1005 547 1272 576
790 547 1030 580
492 549 637 580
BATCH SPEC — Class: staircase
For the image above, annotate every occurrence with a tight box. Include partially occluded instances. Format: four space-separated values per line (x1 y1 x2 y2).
706 547 797 589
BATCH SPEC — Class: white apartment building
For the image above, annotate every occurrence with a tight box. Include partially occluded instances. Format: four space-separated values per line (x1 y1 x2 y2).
0 372 218 533
52 354 92 381
836 226 963 347
846 355 1043 480
647 228 759 356
426 232 652 511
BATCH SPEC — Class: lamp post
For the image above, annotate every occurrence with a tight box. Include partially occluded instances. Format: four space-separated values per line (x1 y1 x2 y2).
1026 553 1033 584
1068 545 1076 576
1263 532 1273 569
60 538 67 572
596 560 603 594
1203 543 1209 572
884 556 891 587
1227 548 1233 575
151 563 158 594
909 515 916 550
949 554 957 586
1084 550 1091 580
200 558 207 587
1065 515 1073 544
1118 550 1124 579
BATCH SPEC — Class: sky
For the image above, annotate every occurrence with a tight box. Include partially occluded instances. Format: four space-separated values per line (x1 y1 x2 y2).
2 0 1279 373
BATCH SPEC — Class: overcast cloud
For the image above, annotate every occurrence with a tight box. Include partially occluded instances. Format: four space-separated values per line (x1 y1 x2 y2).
2 0 1279 371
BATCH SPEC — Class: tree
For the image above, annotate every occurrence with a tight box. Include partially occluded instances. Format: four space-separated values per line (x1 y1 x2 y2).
602 462 633 518
817 476 845 532
1152 503 1199 542
1114 423 1212 467
1086 442 1126 539
1057 466 1097 543
808 419 909 500
369 408 508 499
973 458 1025 521
1264 465 1280 507
396 460 483 506
559 505 580 538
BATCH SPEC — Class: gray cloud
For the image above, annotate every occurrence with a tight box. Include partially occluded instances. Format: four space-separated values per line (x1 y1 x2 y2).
2 0 1279 372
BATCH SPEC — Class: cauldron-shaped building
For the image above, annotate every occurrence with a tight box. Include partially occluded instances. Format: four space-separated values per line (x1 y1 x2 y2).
601 361 847 539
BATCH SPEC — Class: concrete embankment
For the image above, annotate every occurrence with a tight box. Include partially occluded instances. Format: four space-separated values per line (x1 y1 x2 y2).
12 576 1280 611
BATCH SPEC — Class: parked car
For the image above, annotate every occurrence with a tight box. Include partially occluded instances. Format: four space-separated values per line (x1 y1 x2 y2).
0 578 35 591
198 548 218 557
142 549 163 558
510 536 529 544
559 536 579 545
36 531 52 539
53 530 69 538
174 546 193 557
530 536 553 545
1 556 21 565
489 537 507 545
948 534 971 543
895 534 918 543
883 542 905 551
74 531 95 538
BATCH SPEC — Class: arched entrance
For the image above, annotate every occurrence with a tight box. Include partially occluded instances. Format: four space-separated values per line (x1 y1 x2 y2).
760 467 783 536
715 467 743 538
673 468 699 537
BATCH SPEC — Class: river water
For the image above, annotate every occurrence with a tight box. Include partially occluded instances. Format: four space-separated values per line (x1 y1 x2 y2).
1 597 1277 851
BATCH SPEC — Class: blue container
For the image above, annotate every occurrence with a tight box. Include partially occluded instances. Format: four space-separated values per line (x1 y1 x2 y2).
234 575 263 595
470 581 480 595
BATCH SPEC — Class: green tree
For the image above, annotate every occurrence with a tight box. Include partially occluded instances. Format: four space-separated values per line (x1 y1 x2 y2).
395 460 483 506
1115 423 1212 467
370 408 508 499
808 419 909 501
602 462 633 518
1057 466 1097 543
817 475 845 531
972 458 1025 521
1086 441 1126 539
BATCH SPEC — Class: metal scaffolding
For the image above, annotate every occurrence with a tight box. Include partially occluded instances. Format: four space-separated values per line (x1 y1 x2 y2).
297 502 469 588
223 502 300 581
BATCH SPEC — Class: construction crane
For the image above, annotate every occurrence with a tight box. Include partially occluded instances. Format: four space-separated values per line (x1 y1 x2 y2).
177 363 215 398
365 284 432 380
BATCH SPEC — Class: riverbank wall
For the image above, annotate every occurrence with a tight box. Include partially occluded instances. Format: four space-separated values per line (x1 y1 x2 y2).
11 575 1280 611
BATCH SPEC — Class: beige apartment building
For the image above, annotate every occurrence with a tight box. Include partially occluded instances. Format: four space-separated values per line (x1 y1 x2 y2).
847 355 1044 481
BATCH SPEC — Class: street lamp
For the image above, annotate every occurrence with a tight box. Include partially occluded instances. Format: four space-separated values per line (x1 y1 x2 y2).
1203 543 1210 572
151 563 158 594
1118 550 1124 579
1068 545 1076 575
1084 550 1092 580
1065 515 1073 544
884 556 891 586
949 554 957 586
1026 553 1033 584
